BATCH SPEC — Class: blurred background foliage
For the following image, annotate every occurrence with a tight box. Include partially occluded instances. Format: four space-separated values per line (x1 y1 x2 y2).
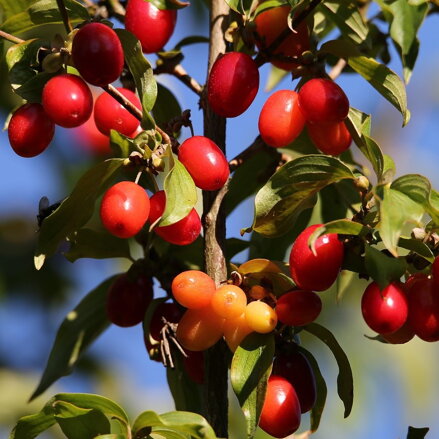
1 1 439 438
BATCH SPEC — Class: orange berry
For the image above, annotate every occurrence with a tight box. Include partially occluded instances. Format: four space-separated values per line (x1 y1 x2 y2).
223 312 253 352
249 285 270 300
245 301 278 334
211 285 247 319
171 270 216 309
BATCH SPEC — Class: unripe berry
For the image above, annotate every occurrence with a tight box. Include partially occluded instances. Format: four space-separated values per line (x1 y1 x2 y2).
211 285 247 319
298 78 349 123
8 103 55 157
42 74 93 128
125 0 177 54
223 312 253 352
72 22 124 86
207 52 259 118
245 301 277 333
258 90 306 148
289 224 344 291
100 181 150 238
148 190 201 246
178 136 229 191
171 270 216 309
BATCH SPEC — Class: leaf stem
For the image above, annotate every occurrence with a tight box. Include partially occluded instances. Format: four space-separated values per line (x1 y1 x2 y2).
56 0 73 33
0 30 24 44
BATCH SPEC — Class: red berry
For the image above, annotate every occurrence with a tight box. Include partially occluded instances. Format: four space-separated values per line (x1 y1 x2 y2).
258 90 306 147
254 5 310 71
361 282 408 335
298 78 349 123
106 273 153 327
259 375 301 438
8 103 55 157
182 350 204 384
149 301 183 341
273 351 317 413
94 88 141 136
72 22 124 87
275 290 322 327
432 256 439 286
207 52 259 118
289 224 344 291
307 120 351 155
100 181 150 238
42 74 93 128
178 136 230 191
149 191 201 246
407 276 439 342
125 0 177 54
73 108 110 155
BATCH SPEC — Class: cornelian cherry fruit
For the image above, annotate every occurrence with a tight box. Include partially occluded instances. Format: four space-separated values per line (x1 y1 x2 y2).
72 22 124 87
106 273 153 327
223 312 253 352
125 0 177 54
273 351 317 413
245 301 277 334
431 256 439 286
289 224 344 291
258 90 306 148
298 78 349 123
8 103 55 157
276 290 322 327
307 120 351 155
361 282 408 334
94 88 142 136
148 191 201 246
100 181 150 238
211 285 247 319
259 375 301 438
178 136 229 191
254 5 310 71
171 270 216 309
207 52 259 118
42 74 93 128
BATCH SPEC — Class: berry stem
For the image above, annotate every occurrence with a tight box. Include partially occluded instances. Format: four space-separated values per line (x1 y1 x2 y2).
0 30 25 44
154 63 203 96
56 0 73 33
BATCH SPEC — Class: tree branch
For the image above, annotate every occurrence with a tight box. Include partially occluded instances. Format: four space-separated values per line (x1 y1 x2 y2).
0 30 25 44
56 0 73 33
154 63 203 96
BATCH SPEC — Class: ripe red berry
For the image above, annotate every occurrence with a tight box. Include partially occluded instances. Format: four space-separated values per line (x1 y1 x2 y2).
100 181 150 238
289 224 344 291
273 351 317 413
42 74 93 128
148 190 201 246
72 22 124 86
275 290 322 327
182 350 204 384
8 103 55 157
259 375 301 438
94 88 142 136
254 5 309 71
307 120 352 155
407 276 439 342
298 78 350 123
178 136 230 191
361 282 408 335
149 301 183 341
207 52 259 118
431 256 439 286
258 90 306 148
125 0 177 53
106 273 153 327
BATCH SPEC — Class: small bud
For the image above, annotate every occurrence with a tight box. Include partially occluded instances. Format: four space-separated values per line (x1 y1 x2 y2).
354 176 370 193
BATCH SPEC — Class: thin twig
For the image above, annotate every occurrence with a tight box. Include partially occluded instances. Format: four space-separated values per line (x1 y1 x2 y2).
229 136 266 171
0 30 24 44
328 58 347 80
154 63 203 96
56 0 73 33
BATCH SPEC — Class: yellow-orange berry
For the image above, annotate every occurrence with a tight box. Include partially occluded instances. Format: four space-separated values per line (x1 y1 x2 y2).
211 285 247 319
171 270 216 309
245 301 278 334
223 312 253 352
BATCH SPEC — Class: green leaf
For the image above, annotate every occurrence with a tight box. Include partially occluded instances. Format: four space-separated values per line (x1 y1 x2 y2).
0 0 33 20
231 333 275 439
265 64 288 91
160 156 197 226
305 323 353 418
364 245 407 289
249 155 355 237
398 237 434 262
34 158 124 269
115 29 157 128
174 35 209 50
406 426 429 439
227 238 250 259
152 83 182 130
146 0 189 10
95 435 126 439
110 130 136 158
321 40 409 126
225 0 254 16
64 228 132 262
1 0 88 35
297 347 327 432
30 276 118 401
254 0 288 18
320 0 370 46
132 411 216 439
9 410 56 439
377 185 424 257
6 39 43 87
